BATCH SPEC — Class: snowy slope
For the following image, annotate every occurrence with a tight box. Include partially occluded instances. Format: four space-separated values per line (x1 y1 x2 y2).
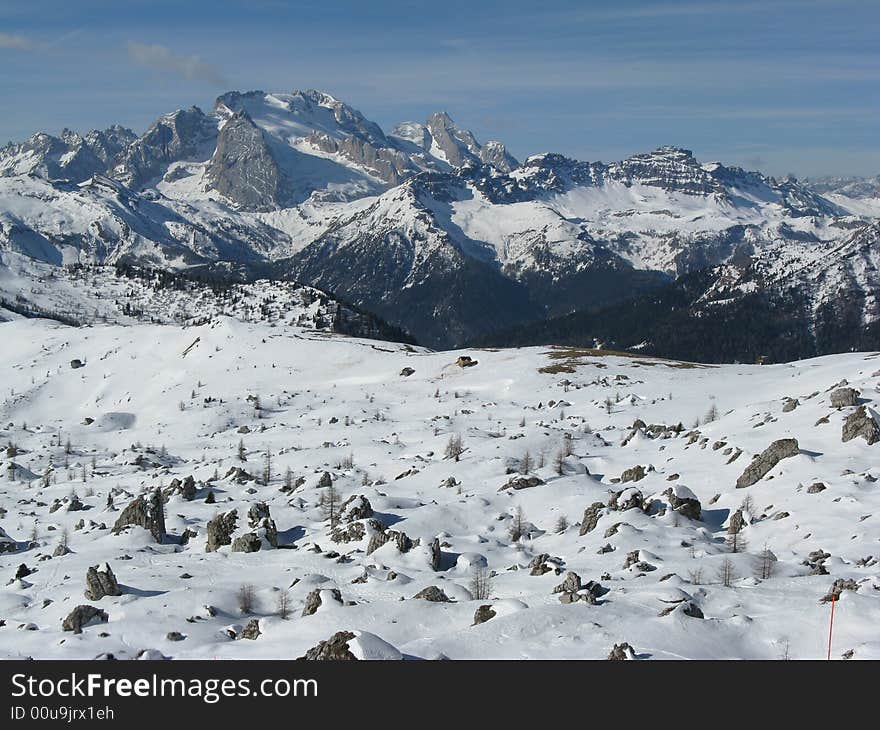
0 317 878 659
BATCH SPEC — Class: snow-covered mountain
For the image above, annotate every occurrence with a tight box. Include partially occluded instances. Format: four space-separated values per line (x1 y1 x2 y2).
1 88 878 352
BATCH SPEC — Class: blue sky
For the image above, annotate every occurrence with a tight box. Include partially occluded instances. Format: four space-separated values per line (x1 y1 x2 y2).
1 0 877 177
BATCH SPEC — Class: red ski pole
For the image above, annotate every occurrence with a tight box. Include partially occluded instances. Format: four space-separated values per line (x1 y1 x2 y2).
826 594 836 660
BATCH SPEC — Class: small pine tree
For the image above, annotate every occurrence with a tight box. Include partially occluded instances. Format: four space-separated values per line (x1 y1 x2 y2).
508 506 526 542
717 557 737 587
757 543 775 580
205 490 216 504
554 514 569 533
319 483 341 529
237 439 246 462
552 450 565 475
519 450 533 475
444 434 464 462
262 448 272 485
277 591 291 620
469 566 492 600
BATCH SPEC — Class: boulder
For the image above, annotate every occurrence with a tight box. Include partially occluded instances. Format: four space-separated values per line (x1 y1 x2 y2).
665 485 701 520
240 619 261 640
84 563 122 600
62 605 108 634
299 631 358 661
429 537 442 571
206 510 238 552
500 475 544 491
399 367 415 377
579 502 604 535
473 605 496 625
620 465 646 483
455 356 477 368
830 387 859 408
607 643 635 660
339 494 374 522
411 586 450 602
112 490 166 543
842 407 880 445
735 438 799 488
302 588 343 616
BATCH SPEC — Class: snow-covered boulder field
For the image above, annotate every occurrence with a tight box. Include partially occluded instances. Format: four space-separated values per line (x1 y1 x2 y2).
0 316 878 659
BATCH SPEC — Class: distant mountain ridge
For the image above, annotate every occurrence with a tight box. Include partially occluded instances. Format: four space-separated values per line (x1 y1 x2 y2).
1 87 878 355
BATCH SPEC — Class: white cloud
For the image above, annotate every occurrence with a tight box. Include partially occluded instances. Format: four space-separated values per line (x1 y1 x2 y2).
126 42 227 86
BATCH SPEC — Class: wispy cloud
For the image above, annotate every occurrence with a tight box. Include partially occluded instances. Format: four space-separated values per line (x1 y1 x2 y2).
126 42 227 85
0 31 33 50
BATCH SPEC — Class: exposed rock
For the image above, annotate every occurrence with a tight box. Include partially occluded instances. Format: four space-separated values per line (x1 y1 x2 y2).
529 553 562 576
607 643 635 660
553 572 582 594
455 356 478 368
62 605 108 634
246 502 278 547
317 471 333 488
429 537 442 571
620 465 646 483
240 619 261 640
735 438 799 488
579 502 604 535
339 494 373 522
367 528 412 555
842 406 880 445
70 359 84 369
231 533 262 553
399 367 415 377
830 387 859 408
807 482 827 494
500 475 544 491
782 398 799 412
112 490 166 543
610 488 644 512
664 484 702 520
473 605 496 625
166 631 186 642
412 585 450 602
84 563 121 600
299 631 358 661
820 578 859 603
302 588 343 616
206 510 238 552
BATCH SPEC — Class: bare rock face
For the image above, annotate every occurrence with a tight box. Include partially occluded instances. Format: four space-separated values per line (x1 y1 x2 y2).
473 605 496 625
112 490 166 543
579 502 605 535
735 438 799 488
233 502 278 550
206 510 238 552
206 110 284 211
607 642 636 660
842 406 880 445
62 605 108 634
84 563 121 600
302 588 343 616
411 586 450 602
299 631 358 660
830 387 859 408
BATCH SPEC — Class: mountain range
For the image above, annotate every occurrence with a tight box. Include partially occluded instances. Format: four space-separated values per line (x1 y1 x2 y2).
1 88 878 358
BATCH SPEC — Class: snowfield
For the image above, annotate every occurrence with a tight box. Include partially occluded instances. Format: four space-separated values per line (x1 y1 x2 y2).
1 316 879 660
